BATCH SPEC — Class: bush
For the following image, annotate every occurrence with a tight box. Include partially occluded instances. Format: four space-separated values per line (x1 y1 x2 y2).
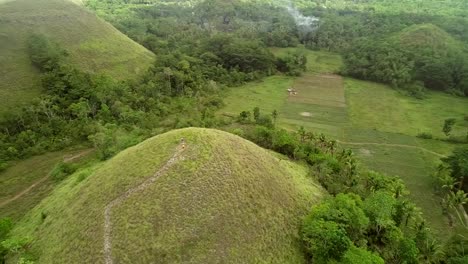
0 161 8 173
416 132 433 139
404 82 427 99
256 114 274 128
231 128 245 137
51 162 77 181
302 219 352 263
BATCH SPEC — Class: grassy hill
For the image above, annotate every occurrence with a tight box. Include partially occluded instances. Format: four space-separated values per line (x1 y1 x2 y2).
393 24 466 55
9 128 323 263
0 0 154 115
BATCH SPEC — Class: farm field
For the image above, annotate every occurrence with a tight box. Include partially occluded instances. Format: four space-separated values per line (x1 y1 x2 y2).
219 49 468 237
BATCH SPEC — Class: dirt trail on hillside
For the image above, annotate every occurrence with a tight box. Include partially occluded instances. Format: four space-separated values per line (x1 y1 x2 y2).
103 143 187 264
0 149 93 208
337 140 446 158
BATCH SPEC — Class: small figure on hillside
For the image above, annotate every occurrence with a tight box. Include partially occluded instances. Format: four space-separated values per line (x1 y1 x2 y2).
180 138 186 149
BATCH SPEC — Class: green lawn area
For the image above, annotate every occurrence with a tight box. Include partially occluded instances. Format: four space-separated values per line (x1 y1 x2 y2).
220 47 468 237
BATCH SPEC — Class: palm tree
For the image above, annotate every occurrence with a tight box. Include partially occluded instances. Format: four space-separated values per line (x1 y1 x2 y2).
419 239 445 264
448 190 468 227
297 126 306 142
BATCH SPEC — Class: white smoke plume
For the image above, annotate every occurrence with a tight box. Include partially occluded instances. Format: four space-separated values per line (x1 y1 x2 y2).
285 2 319 33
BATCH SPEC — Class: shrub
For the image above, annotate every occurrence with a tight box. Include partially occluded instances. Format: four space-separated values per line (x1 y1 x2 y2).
417 132 433 139
404 82 427 99
256 115 274 128
302 219 352 263
51 162 77 181
231 128 245 137
0 161 8 173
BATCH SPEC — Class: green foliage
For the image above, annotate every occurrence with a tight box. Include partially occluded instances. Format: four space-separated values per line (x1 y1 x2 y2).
364 191 396 235
276 51 308 76
443 118 457 137
340 246 384 264
50 162 77 182
417 132 433 139
302 219 352 263
307 194 369 244
343 39 413 88
253 107 260 122
27 34 68 72
441 146 468 191
0 218 13 242
237 111 251 123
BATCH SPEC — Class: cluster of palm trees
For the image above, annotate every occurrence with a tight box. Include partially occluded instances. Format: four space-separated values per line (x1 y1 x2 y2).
434 165 468 228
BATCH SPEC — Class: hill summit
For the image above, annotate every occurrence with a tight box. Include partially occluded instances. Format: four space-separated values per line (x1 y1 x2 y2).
0 0 154 114
394 23 465 56
11 128 323 263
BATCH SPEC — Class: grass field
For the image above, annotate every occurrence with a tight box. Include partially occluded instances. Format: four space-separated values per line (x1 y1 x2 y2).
0 0 154 115
346 78 468 139
219 48 468 237
0 148 94 220
10 128 323 263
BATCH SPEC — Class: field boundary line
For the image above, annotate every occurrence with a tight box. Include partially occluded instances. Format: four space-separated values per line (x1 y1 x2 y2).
338 141 446 158
103 143 187 264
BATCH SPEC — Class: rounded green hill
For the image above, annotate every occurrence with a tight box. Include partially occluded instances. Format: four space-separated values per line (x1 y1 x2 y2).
393 23 465 56
11 128 323 263
0 0 154 115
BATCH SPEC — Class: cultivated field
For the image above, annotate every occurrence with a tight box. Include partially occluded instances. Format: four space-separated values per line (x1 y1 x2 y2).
220 48 468 237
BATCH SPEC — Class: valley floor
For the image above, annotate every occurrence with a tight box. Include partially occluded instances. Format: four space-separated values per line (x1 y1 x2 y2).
220 49 468 238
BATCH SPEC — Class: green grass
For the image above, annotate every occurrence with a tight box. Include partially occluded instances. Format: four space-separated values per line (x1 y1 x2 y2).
220 76 294 118
0 0 154 115
10 128 324 263
345 78 468 138
0 148 93 220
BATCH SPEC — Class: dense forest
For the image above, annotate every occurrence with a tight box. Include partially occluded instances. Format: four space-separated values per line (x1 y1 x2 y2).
1 0 468 263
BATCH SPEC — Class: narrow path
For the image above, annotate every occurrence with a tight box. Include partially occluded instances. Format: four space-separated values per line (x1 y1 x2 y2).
103 143 187 264
0 175 50 208
0 149 93 208
63 149 94 162
337 140 446 158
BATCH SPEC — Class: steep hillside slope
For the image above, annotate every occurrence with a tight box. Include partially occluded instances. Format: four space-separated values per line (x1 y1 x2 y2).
10 128 323 263
0 0 154 115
